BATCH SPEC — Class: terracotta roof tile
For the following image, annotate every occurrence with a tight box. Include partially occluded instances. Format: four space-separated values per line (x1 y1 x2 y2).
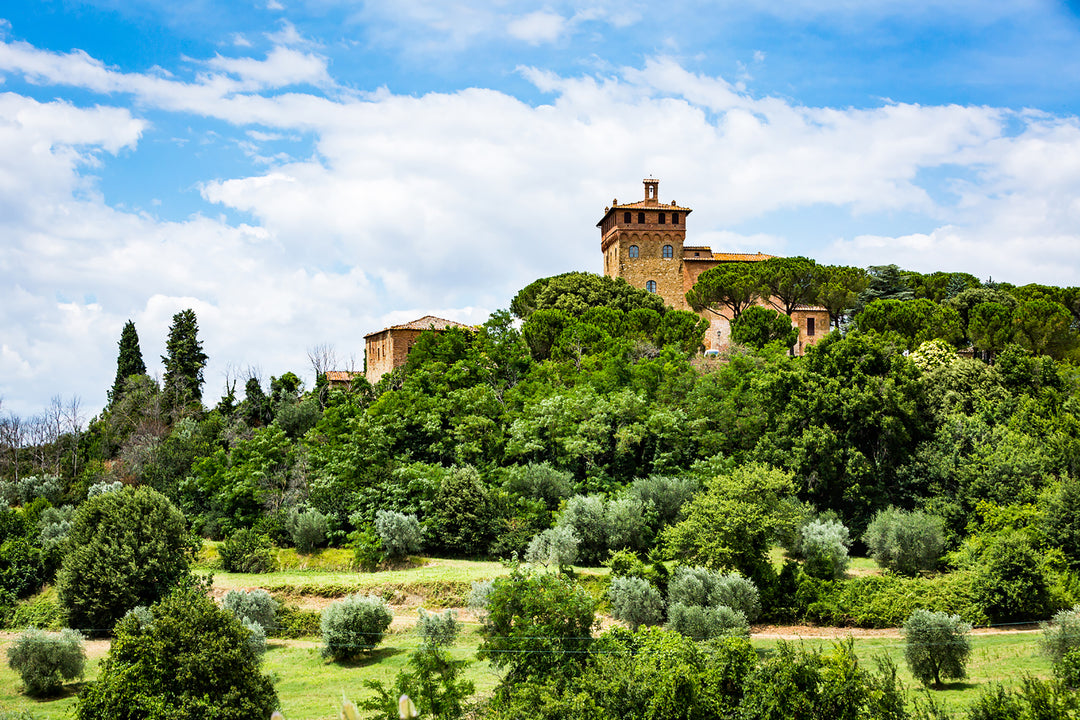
364 315 475 338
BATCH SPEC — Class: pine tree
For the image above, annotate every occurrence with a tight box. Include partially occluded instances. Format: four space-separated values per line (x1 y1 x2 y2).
108 320 147 405
161 309 208 411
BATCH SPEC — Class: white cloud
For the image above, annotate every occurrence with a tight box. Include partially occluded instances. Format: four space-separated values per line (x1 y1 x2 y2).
507 11 569 45
3 38 1080 414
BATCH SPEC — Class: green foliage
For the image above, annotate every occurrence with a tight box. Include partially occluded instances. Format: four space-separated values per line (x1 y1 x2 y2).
961 677 1080 719
974 532 1052 622
511 272 667 321
0 476 62 507
863 507 945 576
667 566 761 622
1042 606 1080 667
663 463 799 585
374 509 423 559
161 308 209 411
273 601 321 639
57 486 197 634
609 575 664 631
477 565 596 687
361 609 474 720
1040 475 1080 569
525 525 579 568
319 594 393 660
109 319 147 406
427 466 496 557
798 518 851 579
286 507 328 553
350 526 383 572
856 298 963 349
5 628 85 696
1056 648 1080 689
730 305 799 351
222 588 278 633
9 596 64 630
686 262 764 320
74 582 278 719
219 528 277 574
554 493 650 566
903 609 972 687
667 602 748 640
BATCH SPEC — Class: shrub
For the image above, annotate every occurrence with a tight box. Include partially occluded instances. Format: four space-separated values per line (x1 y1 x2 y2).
667 603 749 640
609 576 665 631
350 526 383 572
275 602 321 639
9 597 64 630
628 475 700 529
56 486 197 634
476 565 596 687
222 589 278 633
1057 648 1080 689
556 494 609 566
86 480 123 498
73 582 278 719
863 507 944 576
668 566 761 622
1 476 62 507
903 609 972 688
6 628 85 696
604 495 650 553
525 526 579 568
320 594 393 660
375 510 423 559
240 616 266 656
974 533 1051 622
1041 606 1080 664
286 507 328 554
799 519 851 579
219 527 277 574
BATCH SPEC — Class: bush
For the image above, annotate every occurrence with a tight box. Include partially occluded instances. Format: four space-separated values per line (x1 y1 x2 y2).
350 526 383 572
222 589 278 633
863 507 945 576
628 475 700 529
1 476 62 507
1057 648 1080 689
74 582 278 719
375 510 423 559
56 486 197 634
1042 606 1080 664
219 528 277 574
86 480 123 497
9 597 64 630
667 566 761 622
974 533 1051 622
525 526 578 568
799 519 851 579
556 494 608 566
476 565 596 687
903 609 972 688
6 628 85 696
275 602 321 639
609 576 664 631
286 507 328 554
320 594 393 660
240 616 266 656
667 603 749 640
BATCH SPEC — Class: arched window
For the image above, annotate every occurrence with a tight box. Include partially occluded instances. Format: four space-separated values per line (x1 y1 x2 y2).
672 212 679 224
659 212 666 224
663 244 673 259
624 211 631 223
646 280 657 293
628 245 639 258
638 212 645 224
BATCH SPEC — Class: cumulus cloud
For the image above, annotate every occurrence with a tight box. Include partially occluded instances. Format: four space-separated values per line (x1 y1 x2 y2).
2 36 1080 415
507 11 570 44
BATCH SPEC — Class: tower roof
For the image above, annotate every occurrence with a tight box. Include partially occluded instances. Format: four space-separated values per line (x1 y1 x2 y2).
597 178 692 227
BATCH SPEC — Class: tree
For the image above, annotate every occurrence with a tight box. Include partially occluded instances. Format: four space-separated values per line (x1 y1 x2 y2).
663 463 800 585
815 265 869 330
74 582 278 719
758 256 819 315
476 565 596 689
320 594 393 660
686 262 764 320
862 508 945 576
968 301 1014 360
974 532 1051 622
109 320 147 406
730 305 799 351
903 609 972 688
6 628 85 697
162 308 208 411
1012 298 1077 359
56 486 197 633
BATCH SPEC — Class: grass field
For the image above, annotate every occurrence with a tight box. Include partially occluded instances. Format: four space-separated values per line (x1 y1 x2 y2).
0 555 1057 720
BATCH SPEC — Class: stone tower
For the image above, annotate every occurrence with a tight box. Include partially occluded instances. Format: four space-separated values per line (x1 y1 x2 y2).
596 178 694 310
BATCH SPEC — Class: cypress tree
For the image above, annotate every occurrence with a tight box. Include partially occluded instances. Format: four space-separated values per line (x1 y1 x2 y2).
161 309 208 411
108 320 147 405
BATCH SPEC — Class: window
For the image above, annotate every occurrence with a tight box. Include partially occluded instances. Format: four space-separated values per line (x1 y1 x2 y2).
624 211 631 223
638 212 645 224
628 245 639 258
646 280 657 293
662 244 673 259
672 212 679 224
807 317 816 336
659 212 666 224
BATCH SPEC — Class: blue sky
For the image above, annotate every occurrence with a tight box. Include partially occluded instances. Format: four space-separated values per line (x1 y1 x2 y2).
2 0 1080 417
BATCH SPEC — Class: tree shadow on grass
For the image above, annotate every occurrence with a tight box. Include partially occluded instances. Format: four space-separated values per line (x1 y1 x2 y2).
328 646 404 668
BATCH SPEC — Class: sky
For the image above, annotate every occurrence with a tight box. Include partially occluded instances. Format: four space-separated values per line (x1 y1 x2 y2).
2 1 1080 417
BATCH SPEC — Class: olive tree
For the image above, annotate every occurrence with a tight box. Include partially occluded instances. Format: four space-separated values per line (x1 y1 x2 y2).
903 609 972 688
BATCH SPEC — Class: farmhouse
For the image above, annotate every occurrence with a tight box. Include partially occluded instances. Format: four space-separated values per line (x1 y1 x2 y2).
363 315 474 384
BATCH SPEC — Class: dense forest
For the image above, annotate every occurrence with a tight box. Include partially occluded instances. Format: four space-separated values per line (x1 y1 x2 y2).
3 259 1080 718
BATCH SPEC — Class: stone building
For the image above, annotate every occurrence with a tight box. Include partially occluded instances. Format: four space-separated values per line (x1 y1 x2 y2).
598 178 829 353
363 315 474 385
